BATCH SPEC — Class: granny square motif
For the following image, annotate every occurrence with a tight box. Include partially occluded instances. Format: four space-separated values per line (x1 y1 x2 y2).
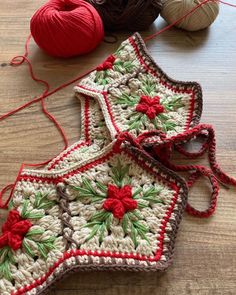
73 33 236 217
1 32 235 295
0 140 187 295
75 32 202 139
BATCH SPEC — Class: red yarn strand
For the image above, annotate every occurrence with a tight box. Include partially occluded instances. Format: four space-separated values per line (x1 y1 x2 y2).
1 0 236 211
137 124 236 217
0 33 95 209
219 0 236 8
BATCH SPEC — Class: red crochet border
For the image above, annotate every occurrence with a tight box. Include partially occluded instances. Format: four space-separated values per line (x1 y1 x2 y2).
13 148 181 295
75 85 121 134
47 96 91 170
43 33 198 174
11 37 195 293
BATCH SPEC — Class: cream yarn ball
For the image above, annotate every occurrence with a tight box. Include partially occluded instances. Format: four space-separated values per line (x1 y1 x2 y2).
161 0 219 31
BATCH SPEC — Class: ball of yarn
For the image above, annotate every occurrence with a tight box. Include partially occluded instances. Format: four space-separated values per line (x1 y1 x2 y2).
30 0 104 58
161 0 219 31
87 0 163 31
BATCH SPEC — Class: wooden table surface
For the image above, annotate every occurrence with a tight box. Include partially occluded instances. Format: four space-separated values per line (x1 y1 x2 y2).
0 1 236 294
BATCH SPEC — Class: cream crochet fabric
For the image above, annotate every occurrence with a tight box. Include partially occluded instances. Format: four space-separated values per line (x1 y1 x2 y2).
1 33 235 295
74 33 202 139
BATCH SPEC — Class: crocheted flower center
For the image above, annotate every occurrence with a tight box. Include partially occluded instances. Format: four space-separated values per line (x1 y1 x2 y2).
103 184 137 219
0 210 32 251
136 95 165 119
96 55 116 71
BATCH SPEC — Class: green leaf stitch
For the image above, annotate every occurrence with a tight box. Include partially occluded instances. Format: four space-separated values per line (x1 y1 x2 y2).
22 211 44 220
21 191 55 219
162 96 184 111
96 181 107 194
72 178 107 203
132 220 150 246
85 224 100 242
121 214 129 234
132 187 142 199
130 223 138 248
111 159 130 187
21 199 30 219
0 247 15 281
99 223 106 244
116 93 140 107
140 76 157 94
131 209 143 220
8 199 14 210
113 60 135 73
128 119 142 131
123 213 150 247
26 228 45 237
0 261 12 281
84 211 113 243
137 200 149 209
134 226 150 245
153 114 177 133
23 236 56 259
142 186 165 205
33 192 56 210
22 239 35 257
90 210 111 222
105 213 113 230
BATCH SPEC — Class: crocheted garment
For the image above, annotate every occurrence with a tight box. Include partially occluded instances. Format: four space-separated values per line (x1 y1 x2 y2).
0 93 187 294
74 33 202 139
0 33 235 295
74 32 236 216
0 139 187 295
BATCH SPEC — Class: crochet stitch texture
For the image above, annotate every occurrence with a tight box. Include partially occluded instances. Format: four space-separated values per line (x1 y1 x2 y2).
0 33 235 295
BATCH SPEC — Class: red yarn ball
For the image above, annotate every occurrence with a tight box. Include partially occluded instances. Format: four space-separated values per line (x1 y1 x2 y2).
30 0 104 58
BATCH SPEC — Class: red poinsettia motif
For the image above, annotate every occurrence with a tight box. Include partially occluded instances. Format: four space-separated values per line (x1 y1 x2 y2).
136 95 165 119
103 184 137 219
0 210 32 251
96 55 116 71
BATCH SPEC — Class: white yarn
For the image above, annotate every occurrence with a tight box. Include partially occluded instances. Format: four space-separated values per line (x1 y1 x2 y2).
161 0 219 31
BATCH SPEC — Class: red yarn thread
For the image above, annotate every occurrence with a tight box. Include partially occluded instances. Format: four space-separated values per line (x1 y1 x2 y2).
137 124 236 218
0 34 95 209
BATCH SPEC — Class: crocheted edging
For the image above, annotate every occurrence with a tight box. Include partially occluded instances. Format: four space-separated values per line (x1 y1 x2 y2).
45 95 90 171
74 83 198 141
46 32 202 173
1 32 205 295
46 95 112 172
74 32 202 139
2 141 187 295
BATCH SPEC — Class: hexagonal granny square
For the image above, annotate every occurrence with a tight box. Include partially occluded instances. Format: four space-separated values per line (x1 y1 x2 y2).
0 140 187 295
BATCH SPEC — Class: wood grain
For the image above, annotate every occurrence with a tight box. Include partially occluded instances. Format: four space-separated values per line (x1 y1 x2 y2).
0 1 236 294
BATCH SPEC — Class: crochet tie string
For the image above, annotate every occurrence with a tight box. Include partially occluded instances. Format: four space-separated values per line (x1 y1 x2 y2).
113 131 142 152
137 124 236 218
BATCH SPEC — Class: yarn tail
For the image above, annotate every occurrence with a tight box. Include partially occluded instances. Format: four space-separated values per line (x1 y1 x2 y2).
0 35 95 210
